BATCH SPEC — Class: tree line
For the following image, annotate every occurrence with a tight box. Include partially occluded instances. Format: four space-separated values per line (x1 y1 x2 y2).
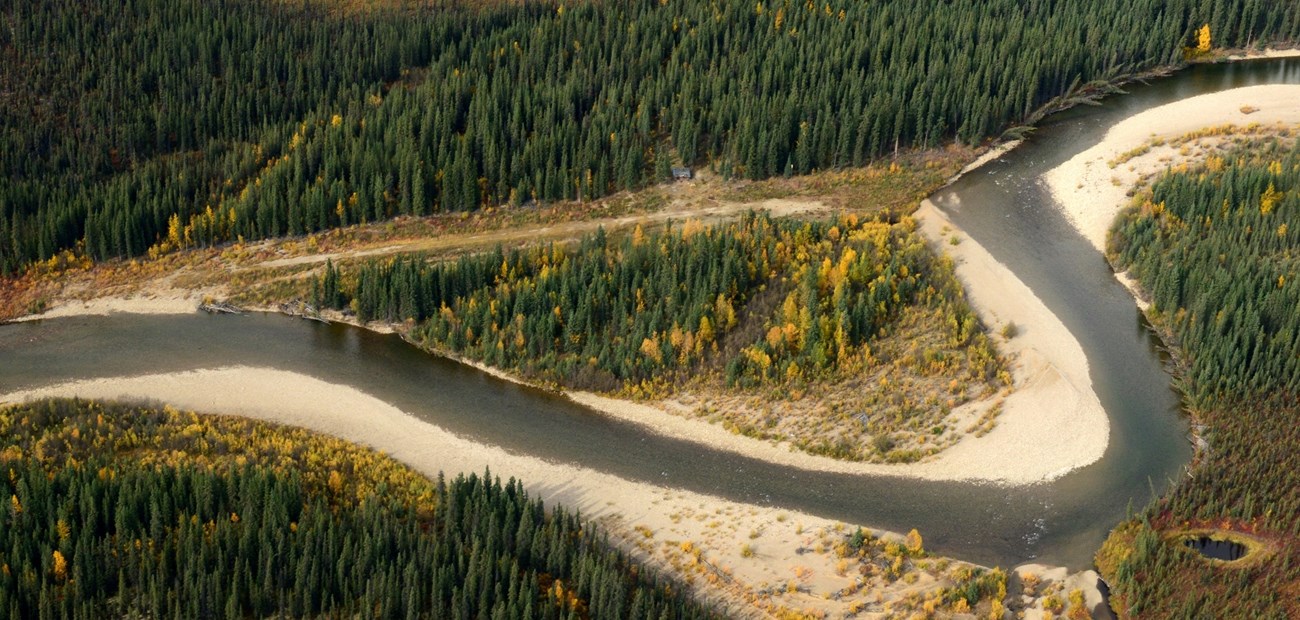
4 0 1300 273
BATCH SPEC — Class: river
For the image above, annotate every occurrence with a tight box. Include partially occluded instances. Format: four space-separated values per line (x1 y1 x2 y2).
3 57 1298 570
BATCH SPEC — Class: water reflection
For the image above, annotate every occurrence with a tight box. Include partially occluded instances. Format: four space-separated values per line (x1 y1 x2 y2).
1185 537 1246 562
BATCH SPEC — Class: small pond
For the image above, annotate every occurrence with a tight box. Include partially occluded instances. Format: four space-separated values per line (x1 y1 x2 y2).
1185 537 1247 562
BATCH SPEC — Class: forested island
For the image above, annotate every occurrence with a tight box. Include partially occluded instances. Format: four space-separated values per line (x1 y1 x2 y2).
312 213 1006 461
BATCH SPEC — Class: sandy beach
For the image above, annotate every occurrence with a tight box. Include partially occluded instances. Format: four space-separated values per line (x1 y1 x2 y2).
911 201 1110 483
10 290 203 322
1044 84 1300 255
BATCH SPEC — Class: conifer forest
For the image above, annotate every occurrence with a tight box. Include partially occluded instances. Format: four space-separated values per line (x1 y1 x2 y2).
4 0 1300 274
1100 139 1300 619
314 213 999 392
0 399 713 619
6 0 1300 617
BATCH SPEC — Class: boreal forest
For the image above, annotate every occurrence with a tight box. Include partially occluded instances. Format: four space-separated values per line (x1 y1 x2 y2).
4 0 1300 274
1101 138 1300 618
317 214 998 389
7 0 1300 618
0 399 713 619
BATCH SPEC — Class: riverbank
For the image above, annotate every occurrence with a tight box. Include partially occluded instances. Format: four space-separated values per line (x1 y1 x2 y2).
0 367 992 618
1225 47 1300 61
1044 84 1300 256
5 137 1100 486
13 281 1097 486
9 292 201 321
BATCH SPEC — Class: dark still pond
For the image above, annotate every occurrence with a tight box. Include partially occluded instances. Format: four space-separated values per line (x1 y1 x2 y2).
1185 537 1247 562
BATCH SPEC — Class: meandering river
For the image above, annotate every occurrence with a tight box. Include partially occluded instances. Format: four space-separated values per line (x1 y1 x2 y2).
4 57 1298 570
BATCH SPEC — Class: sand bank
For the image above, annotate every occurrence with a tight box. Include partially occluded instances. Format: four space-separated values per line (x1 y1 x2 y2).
570 339 1103 486
0 367 650 515
12 291 203 322
1226 47 1300 61
911 201 1109 483
1044 84 1300 255
10 253 1103 485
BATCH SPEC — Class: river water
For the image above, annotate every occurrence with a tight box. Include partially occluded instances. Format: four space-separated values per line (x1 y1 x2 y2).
3 57 1298 570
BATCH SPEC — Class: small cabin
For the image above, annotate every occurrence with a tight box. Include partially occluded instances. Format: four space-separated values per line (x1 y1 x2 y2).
671 167 693 181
